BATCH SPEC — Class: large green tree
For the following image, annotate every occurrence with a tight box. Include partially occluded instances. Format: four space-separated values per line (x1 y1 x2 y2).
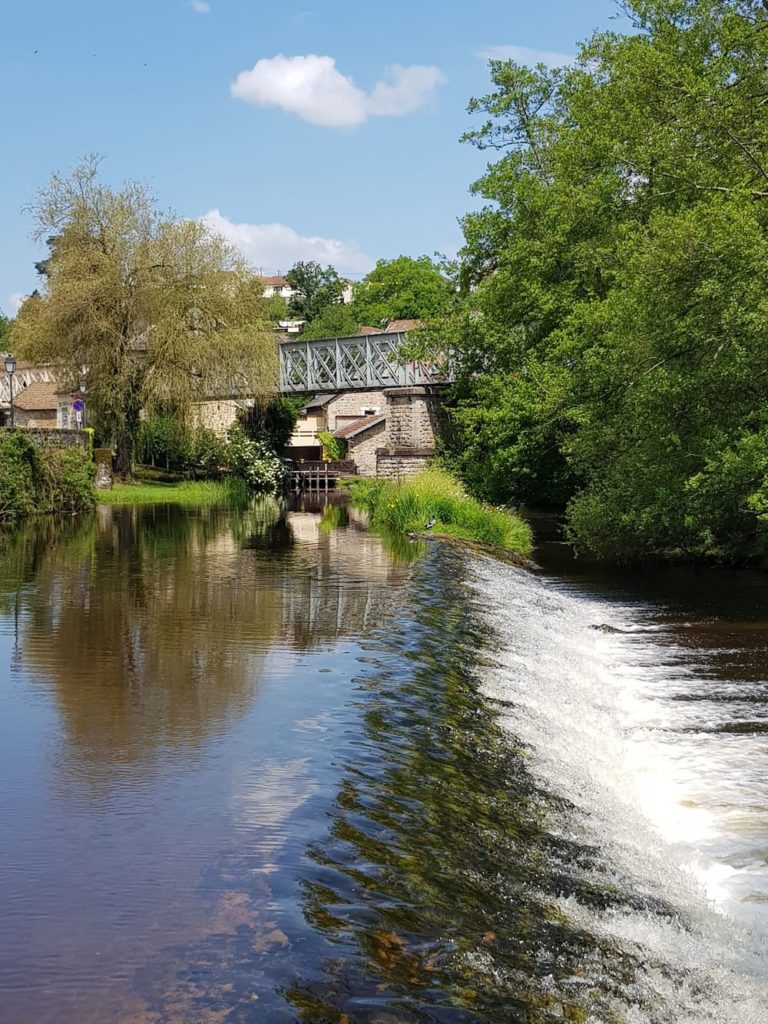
449 0 768 559
351 255 456 327
13 159 277 475
286 261 345 323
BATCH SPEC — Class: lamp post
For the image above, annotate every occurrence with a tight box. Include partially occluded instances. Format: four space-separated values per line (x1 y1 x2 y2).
4 355 16 429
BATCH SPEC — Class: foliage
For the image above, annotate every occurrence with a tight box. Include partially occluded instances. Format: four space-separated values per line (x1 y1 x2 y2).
135 415 226 476
239 396 304 452
286 261 345 322
263 293 289 324
0 310 10 351
12 157 277 477
349 467 532 554
351 256 456 327
446 0 768 560
99 477 248 506
317 430 347 462
300 302 360 340
225 423 288 492
0 431 94 520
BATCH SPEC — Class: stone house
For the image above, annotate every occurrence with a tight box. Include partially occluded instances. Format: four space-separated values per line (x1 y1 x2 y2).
11 381 61 428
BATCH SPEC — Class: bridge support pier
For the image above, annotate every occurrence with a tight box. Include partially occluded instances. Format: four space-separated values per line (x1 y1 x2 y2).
375 386 443 479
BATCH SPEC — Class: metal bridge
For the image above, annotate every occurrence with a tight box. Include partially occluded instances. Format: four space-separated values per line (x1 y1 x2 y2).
279 332 450 394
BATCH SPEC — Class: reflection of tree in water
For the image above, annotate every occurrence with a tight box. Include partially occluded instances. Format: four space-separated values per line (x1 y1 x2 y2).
282 549 649 1024
1 502 408 796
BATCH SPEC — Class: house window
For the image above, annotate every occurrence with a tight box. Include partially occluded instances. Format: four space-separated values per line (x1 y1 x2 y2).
362 407 378 416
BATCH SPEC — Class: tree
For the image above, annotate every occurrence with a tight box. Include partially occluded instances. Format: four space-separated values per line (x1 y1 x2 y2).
0 311 10 352
447 0 768 559
300 302 360 340
351 256 456 327
12 158 277 476
286 261 345 322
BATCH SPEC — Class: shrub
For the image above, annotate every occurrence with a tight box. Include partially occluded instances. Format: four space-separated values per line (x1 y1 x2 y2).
239 397 305 452
136 415 226 477
225 424 288 493
40 446 96 514
317 430 347 463
0 431 95 520
0 431 42 519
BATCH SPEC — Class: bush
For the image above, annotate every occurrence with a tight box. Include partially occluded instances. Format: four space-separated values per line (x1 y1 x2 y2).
317 430 347 462
0 431 94 520
0 431 42 518
225 424 288 493
239 397 305 452
41 446 96 515
135 416 226 477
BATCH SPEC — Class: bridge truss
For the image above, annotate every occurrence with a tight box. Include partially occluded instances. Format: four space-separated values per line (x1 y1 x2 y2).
279 332 450 393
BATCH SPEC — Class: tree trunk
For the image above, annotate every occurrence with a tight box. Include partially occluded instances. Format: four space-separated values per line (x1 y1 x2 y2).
114 430 133 480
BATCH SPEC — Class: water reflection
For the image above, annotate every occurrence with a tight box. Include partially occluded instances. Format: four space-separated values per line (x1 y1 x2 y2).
0 500 412 1024
0 501 409 791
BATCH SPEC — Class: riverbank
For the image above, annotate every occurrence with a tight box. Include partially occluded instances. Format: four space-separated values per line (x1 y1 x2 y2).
348 468 533 556
99 477 247 506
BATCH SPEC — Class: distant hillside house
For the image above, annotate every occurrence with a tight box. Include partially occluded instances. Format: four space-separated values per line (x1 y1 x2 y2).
260 275 295 300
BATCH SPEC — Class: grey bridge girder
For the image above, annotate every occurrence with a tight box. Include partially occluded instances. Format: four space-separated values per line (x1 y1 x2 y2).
279 332 450 393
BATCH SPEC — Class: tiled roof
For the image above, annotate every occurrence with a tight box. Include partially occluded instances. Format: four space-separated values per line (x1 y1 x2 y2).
260 275 289 287
355 325 384 335
387 319 421 334
12 380 61 411
334 413 386 440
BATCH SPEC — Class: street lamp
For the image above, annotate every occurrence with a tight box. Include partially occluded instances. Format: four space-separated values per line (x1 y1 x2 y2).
4 355 16 429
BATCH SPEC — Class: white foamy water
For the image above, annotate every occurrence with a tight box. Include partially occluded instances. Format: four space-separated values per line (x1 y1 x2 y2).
470 555 768 1023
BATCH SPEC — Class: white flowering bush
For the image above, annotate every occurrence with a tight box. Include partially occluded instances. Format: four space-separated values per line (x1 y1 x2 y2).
225 424 288 493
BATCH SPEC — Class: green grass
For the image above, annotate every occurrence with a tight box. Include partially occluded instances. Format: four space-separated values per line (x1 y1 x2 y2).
98 476 248 506
349 468 533 556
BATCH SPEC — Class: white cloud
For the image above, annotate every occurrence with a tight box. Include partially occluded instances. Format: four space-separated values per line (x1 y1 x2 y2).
478 44 574 68
202 210 374 276
190 0 210 12
230 54 444 128
8 293 26 315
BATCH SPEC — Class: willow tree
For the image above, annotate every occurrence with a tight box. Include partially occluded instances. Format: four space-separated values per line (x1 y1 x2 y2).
13 159 277 475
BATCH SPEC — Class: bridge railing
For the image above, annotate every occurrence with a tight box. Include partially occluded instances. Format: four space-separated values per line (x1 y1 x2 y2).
279 332 452 393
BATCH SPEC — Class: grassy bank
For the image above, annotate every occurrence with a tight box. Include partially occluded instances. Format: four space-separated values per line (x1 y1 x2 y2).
99 477 248 506
349 468 533 556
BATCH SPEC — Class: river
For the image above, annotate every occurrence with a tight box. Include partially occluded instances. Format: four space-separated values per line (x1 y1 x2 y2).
0 498 767 1023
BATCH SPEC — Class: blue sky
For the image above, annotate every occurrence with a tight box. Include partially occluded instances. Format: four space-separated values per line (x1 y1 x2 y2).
1 0 626 314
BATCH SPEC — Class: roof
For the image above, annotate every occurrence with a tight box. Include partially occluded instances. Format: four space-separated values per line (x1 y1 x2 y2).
334 413 386 440
260 275 289 287
387 319 421 334
355 325 385 336
302 394 334 412
12 380 60 411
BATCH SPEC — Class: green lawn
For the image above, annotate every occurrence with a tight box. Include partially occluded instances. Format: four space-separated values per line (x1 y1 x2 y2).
98 477 248 506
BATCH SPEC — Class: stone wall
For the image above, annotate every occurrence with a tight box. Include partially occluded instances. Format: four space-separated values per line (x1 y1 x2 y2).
346 420 387 476
14 409 58 430
376 447 436 479
383 387 441 449
191 400 243 437
326 390 386 430
0 426 88 449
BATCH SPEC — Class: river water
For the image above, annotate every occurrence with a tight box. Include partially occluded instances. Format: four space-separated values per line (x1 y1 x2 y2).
1 499 767 1023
